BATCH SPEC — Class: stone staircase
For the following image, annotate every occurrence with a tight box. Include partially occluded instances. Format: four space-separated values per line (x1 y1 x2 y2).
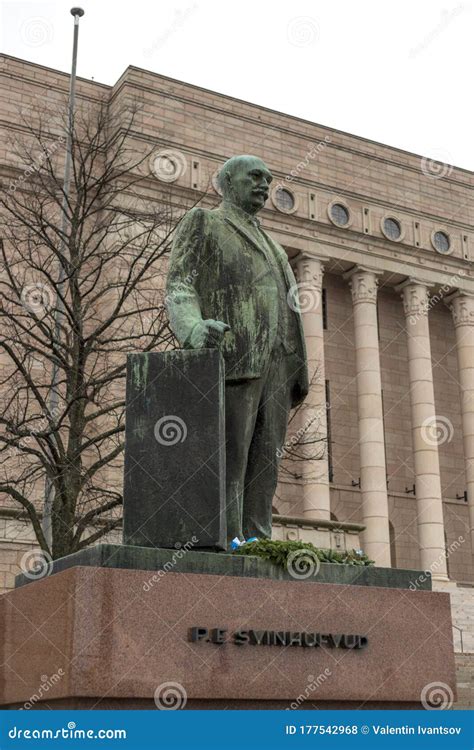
453 654 474 709
432 582 474 653
432 583 474 709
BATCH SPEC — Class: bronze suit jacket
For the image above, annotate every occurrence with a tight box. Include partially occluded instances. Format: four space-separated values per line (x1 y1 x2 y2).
166 202 309 407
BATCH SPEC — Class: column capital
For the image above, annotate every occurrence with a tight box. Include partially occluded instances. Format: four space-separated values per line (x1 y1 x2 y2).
296 251 327 265
444 291 474 327
343 265 381 305
395 278 433 318
295 253 325 290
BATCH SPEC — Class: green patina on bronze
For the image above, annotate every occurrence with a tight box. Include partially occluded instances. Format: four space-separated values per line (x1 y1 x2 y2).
166 156 309 547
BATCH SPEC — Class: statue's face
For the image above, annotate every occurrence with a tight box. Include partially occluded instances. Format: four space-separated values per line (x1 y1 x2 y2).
227 158 273 215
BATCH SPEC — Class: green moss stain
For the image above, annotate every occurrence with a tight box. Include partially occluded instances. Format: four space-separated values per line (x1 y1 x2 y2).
134 415 148 441
131 354 149 390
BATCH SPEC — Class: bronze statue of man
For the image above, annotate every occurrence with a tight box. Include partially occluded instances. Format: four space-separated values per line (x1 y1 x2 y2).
166 155 308 548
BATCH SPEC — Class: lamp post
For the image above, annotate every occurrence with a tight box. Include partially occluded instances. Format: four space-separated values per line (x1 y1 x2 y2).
42 7 85 552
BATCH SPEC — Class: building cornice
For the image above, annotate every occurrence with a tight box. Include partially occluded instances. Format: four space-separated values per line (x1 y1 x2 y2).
1 53 472 182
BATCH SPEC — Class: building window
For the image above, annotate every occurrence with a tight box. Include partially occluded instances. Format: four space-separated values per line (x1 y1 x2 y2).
322 288 328 329
277 189 294 211
382 216 402 241
432 230 451 254
272 186 296 214
329 202 350 227
325 380 334 483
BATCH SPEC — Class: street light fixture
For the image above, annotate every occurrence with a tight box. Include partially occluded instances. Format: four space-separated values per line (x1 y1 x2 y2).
42 8 85 551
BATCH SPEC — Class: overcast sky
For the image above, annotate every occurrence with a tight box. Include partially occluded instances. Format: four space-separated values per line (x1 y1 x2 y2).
1 0 472 171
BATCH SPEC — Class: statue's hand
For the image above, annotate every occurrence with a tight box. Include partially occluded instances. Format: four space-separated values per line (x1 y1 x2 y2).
188 319 230 348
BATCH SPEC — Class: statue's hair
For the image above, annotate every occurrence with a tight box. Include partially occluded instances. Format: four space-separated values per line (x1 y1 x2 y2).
217 154 266 195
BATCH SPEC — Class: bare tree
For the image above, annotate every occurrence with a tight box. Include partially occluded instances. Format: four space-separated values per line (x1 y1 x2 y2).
275 369 329 508
0 96 184 559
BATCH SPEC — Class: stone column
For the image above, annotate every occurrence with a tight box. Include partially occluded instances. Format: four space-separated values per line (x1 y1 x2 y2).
344 266 391 567
397 279 448 579
445 291 474 554
295 253 331 520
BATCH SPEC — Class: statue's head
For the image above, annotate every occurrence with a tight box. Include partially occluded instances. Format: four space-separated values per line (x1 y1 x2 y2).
218 155 273 215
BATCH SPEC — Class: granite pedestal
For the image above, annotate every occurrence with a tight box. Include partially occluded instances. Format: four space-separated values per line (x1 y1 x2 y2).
123 350 226 550
0 548 456 710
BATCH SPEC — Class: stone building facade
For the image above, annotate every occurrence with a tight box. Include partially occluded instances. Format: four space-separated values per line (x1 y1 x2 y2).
0 55 473 677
